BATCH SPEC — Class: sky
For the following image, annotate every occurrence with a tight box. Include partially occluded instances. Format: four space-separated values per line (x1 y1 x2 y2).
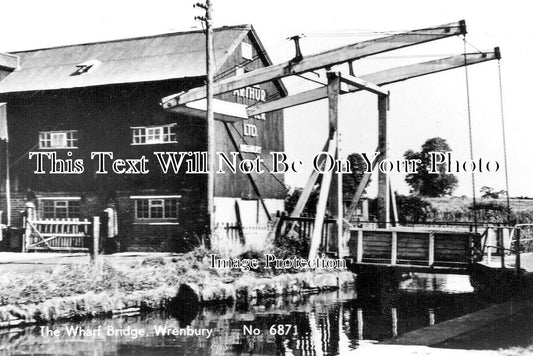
0 0 531 198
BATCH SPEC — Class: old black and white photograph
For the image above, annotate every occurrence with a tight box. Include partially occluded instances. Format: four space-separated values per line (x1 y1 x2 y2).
0 1 532 355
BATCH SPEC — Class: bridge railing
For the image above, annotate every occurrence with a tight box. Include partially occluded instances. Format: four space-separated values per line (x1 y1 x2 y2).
275 215 337 254
481 224 533 275
348 227 481 270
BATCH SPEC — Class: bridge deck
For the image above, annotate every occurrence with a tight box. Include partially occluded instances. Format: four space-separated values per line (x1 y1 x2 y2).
347 227 479 273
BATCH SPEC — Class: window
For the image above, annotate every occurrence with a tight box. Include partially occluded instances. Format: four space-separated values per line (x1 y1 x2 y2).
131 124 177 145
41 198 81 218
241 42 253 60
133 196 179 219
39 130 78 149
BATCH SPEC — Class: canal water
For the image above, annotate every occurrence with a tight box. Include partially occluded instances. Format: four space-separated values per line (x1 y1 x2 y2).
0 274 531 355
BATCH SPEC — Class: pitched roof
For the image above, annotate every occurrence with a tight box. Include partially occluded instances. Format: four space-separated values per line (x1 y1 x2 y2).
0 25 252 94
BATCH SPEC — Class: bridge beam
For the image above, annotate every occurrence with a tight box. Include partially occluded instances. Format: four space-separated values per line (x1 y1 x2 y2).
162 20 467 109
246 50 500 116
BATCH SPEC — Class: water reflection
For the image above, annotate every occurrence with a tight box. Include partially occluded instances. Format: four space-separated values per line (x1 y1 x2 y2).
0 274 490 356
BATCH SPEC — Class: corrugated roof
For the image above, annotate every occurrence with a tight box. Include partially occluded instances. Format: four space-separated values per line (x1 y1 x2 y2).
0 25 251 94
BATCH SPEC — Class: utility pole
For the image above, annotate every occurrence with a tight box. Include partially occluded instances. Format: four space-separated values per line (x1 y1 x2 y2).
195 0 215 240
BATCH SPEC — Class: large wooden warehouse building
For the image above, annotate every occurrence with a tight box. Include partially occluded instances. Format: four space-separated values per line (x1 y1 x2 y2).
0 25 287 252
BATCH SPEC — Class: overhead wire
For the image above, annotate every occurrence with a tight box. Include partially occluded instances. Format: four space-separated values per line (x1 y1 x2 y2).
465 41 483 55
462 35 478 234
497 59 512 224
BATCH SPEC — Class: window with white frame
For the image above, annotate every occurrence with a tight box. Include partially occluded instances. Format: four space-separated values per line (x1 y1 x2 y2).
39 130 78 149
40 198 81 218
133 196 179 219
241 42 253 60
131 124 177 145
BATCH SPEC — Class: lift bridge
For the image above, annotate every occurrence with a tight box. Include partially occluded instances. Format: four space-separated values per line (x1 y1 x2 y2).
160 20 528 283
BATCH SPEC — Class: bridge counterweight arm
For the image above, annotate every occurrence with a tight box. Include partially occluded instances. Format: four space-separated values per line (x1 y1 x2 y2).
162 20 467 109
247 49 500 116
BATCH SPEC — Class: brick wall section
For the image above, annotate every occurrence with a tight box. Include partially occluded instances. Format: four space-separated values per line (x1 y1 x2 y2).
0 189 207 252
0 192 27 226
114 187 207 252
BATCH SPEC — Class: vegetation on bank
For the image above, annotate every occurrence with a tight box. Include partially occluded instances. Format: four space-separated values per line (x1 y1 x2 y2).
0 228 344 307
0 248 248 307
0 251 195 306
0 241 355 325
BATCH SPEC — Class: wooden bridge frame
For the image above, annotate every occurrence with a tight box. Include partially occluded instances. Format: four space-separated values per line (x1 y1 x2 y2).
348 227 481 274
162 20 501 260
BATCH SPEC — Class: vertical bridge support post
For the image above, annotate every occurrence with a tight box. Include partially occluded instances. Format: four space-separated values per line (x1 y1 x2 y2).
308 72 340 260
377 94 390 228
325 72 343 257
429 232 435 266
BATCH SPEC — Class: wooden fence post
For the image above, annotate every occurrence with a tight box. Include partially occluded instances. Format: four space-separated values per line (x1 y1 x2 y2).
357 308 364 341
487 228 493 264
391 307 398 338
515 227 521 275
498 228 505 270
234 201 245 244
22 216 27 253
92 216 100 262
357 230 363 262
274 212 285 241
428 232 435 267
23 203 35 253
391 231 397 265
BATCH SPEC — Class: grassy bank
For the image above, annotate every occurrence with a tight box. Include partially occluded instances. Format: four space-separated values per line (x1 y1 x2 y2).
0 248 355 326
0 249 215 306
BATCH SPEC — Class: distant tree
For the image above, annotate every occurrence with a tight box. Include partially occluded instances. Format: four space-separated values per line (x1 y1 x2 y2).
286 153 369 216
395 195 435 223
285 186 320 216
368 195 435 223
404 137 458 197
343 153 370 197
480 186 507 199
469 200 511 222
481 186 496 198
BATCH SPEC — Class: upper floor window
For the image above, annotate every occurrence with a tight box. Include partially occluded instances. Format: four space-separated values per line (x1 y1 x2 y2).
39 130 78 149
131 124 177 145
241 42 253 60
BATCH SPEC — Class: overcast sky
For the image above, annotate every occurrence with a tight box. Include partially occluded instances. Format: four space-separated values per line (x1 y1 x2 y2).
1 0 531 197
